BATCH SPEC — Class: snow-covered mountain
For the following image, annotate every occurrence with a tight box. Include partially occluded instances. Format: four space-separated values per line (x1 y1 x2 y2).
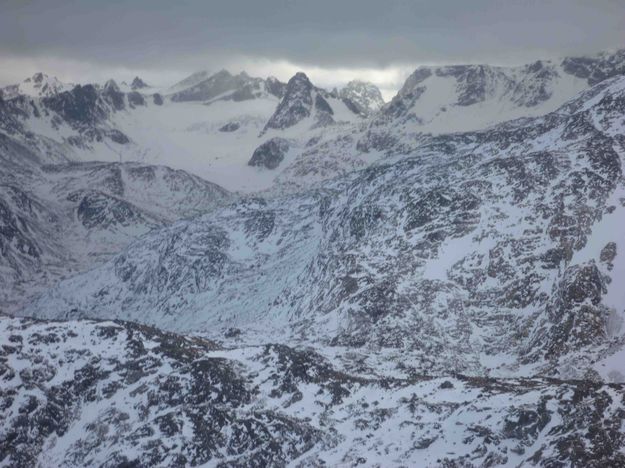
130 76 149 90
3 47 625 467
263 72 366 134
0 72 74 100
24 73 625 383
1 50 623 195
0 130 232 313
381 49 625 133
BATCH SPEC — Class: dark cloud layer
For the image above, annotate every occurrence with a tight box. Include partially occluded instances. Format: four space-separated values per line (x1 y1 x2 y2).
3 0 624 68
0 0 623 92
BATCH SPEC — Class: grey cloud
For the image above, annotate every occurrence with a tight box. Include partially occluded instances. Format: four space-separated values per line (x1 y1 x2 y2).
1 0 623 83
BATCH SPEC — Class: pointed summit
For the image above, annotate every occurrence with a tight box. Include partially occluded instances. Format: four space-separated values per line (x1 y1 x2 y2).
131 76 149 90
262 72 314 132
103 79 120 92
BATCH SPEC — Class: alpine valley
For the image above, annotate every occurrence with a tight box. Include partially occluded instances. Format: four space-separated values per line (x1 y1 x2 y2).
2 48 625 467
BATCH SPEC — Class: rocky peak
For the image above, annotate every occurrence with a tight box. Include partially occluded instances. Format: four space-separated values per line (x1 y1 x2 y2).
1 73 71 100
31 72 45 83
562 48 625 85
103 79 120 93
265 76 287 98
130 76 149 90
42 84 105 126
262 72 315 132
101 79 125 110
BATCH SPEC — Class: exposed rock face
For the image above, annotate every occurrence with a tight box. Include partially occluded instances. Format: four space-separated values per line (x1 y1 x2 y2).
261 71 349 133
101 79 125 111
3 50 625 467
600 241 617 267
2 315 625 467
263 72 314 132
511 60 559 107
0 146 232 313
218 121 240 132
42 84 105 126
265 75 287 98
72 190 157 229
562 49 625 85
248 137 290 169
127 91 145 107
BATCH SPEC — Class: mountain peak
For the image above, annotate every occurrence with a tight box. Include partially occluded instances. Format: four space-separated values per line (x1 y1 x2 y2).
103 79 120 92
290 71 312 86
262 72 315 132
131 76 149 90
31 72 45 83
340 80 384 115
0 72 73 99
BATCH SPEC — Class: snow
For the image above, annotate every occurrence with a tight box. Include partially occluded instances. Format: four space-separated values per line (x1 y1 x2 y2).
397 63 590 134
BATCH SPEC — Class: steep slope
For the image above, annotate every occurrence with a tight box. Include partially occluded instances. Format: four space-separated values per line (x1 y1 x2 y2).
169 70 285 103
167 70 212 94
24 75 625 382
3 314 625 467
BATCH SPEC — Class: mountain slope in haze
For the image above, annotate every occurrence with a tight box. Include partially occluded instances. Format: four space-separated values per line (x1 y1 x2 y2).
0 128 232 313
24 74 625 383
169 70 286 103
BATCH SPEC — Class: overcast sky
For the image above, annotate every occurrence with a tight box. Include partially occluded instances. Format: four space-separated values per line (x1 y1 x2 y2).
1 0 623 98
